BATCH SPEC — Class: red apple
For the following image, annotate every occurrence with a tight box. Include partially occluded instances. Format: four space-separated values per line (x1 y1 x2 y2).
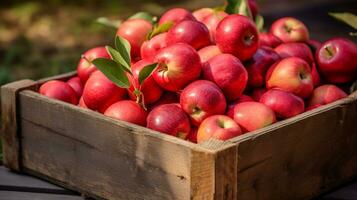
140 33 168 60
128 59 163 104
216 14 259 61
226 95 254 118
203 54 248 100
251 88 267 101
260 89 305 119
307 84 347 108
270 17 309 43
166 20 211 50
153 43 202 92
307 39 322 54
248 0 259 19
67 77 83 98
202 11 228 42
77 46 111 83
198 45 222 63
116 19 153 60
187 127 198 143
104 100 148 126
192 8 214 22
311 62 322 87
82 71 127 113
39 80 78 105
259 33 282 48
233 102 276 133
149 92 179 111
147 103 190 139
266 57 313 98
159 8 196 25
78 97 88 108
316 38 357 84
275 42 313 65
180 80 226 126
197 115 242 143
246 46 281 87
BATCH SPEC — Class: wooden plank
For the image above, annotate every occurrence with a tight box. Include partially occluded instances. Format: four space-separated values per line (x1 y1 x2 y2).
18 90 212 200
0 166 70 194
228 96 357 200
0 191 84 200
0 80 37 171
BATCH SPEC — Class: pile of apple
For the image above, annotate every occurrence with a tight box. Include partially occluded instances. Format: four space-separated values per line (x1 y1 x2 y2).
39 2 357 144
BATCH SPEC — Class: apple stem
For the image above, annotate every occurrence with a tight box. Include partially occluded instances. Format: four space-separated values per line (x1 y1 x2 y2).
134 88 147 111
81 55 91 63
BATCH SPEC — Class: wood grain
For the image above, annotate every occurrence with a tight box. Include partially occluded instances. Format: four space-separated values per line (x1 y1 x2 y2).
0 80 37 171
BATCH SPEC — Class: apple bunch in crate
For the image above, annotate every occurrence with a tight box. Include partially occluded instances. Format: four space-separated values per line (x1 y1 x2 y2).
39 0 357 144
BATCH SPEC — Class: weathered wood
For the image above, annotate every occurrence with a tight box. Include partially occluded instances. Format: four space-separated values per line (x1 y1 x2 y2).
0 191 84 200
228 96 357 200
0 80 37 171
18 90 211 200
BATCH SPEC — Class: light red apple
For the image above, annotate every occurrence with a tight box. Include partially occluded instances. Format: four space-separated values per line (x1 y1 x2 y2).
128 59 163 105
104 100 148 126
166 20 211 50
270 17 309 43
197 115 242 143
266 57 313 98
246 46 280 87
192 8 214 22
82 71 127 113
226 95 254 118
233 102 276 133
67 76 83 98
216 14 259 61
202 11 228 42
260 89 305 119
78 97 88 108
77 46 111 83
153 43 202 92
198 45 222 63
159 8 196 25
307 84 348 109
147 103 191 139
203 54 248 100
180 80 227 126
316 38 357 84
39 80 78 105
140 33 168 60
116 19 153 61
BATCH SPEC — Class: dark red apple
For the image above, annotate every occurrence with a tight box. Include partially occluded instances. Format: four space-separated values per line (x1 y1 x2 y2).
311 62 322 87
197 115 242 143
180 80 226 126
216 14 259 61
316 38 357 84
104 100 148 126
128 59 163 105
275 42 314 65
203 54 248 100
246 46 280 87
166 20 211 50
260 89 305 119
251 88 267 102
67 76 83 98
153 43 202 92
147 103 191 139
77 46 111 83
39 80 78 105
248 0 259 19
259 33 282 48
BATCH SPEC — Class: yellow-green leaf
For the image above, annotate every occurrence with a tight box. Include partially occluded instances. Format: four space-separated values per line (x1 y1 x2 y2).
329 12 357 30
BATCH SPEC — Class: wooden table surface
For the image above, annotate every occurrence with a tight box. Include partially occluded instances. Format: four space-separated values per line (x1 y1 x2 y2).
0 166 356 200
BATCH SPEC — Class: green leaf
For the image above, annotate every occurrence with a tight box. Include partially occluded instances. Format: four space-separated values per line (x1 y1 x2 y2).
96 17 121 29
92 58 130 88
129 12 155 23
115 35 131 67
255 14 264 32
329 12 357 30
138 63 158 85
148 22 174 40
106 46 132 74
225 0 253 19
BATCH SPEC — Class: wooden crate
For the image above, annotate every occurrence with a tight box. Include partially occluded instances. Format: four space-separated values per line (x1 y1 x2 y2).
1 72 357 200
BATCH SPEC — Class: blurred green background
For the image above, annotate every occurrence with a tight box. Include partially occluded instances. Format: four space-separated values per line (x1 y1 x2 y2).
0 0 356 161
